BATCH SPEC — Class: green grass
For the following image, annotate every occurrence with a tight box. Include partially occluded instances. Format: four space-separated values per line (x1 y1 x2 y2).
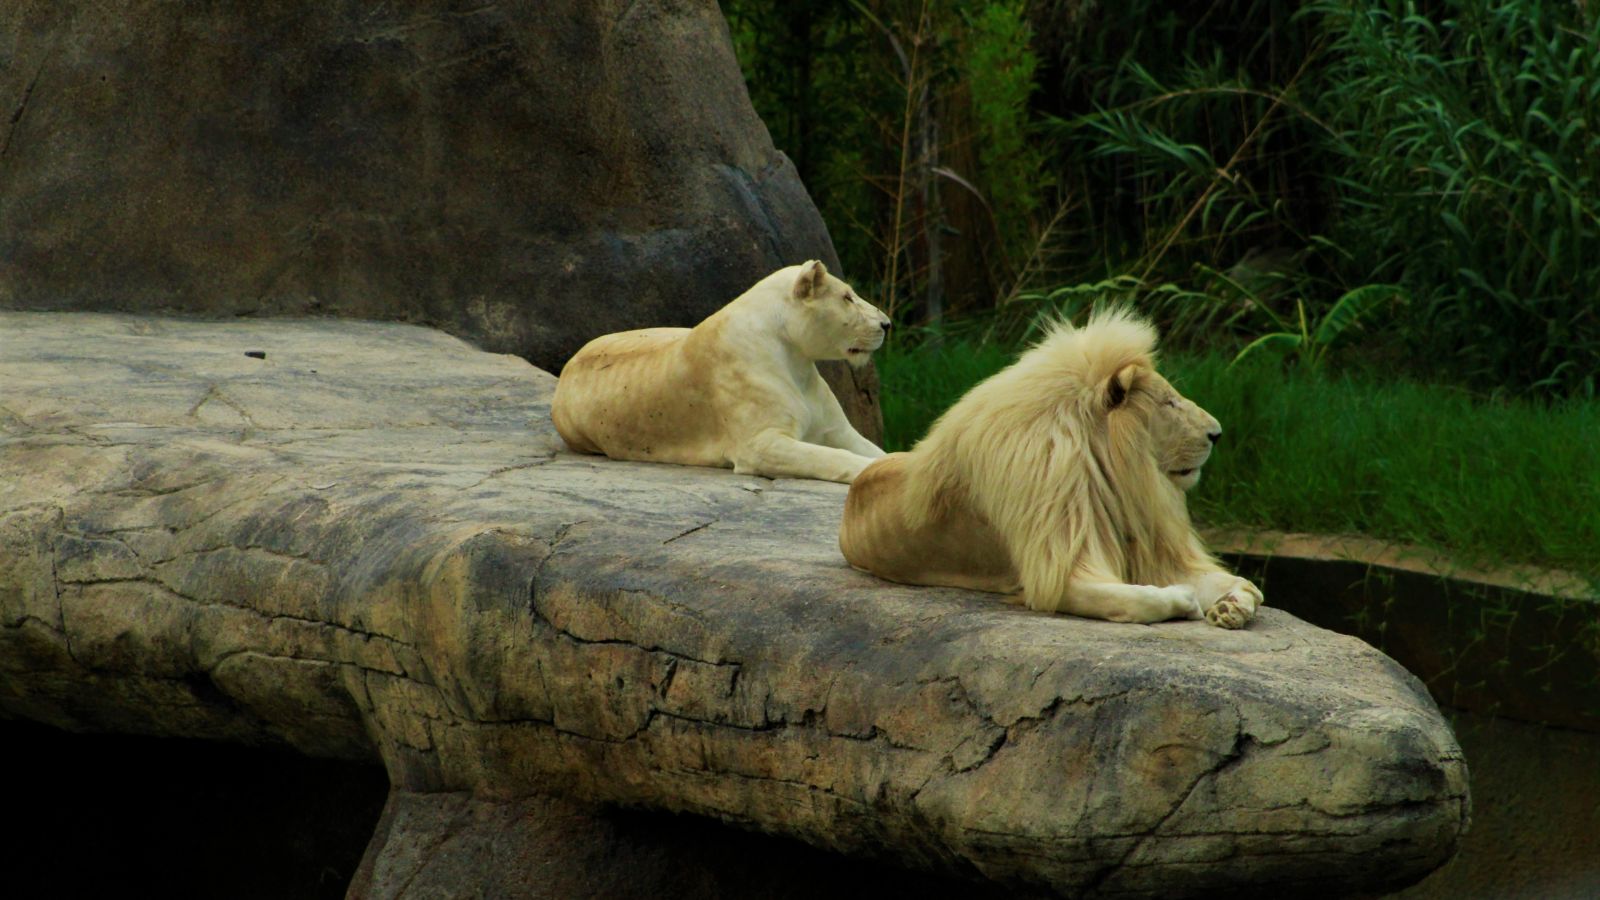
879 338 1017 451
877 338 1600 581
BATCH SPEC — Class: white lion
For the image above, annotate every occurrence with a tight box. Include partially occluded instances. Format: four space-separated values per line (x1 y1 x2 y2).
552 261 892 483
838 309 1263 628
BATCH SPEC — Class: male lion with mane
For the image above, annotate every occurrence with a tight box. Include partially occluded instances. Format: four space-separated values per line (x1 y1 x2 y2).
839 309 1263 628
553 261 891 483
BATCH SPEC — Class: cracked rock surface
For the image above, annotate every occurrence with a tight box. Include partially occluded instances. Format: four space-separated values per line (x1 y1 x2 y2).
0 312 1468 897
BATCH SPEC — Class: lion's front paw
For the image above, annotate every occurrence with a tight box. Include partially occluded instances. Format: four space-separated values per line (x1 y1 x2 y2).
1204 581 1262 630
1205 593 1251 629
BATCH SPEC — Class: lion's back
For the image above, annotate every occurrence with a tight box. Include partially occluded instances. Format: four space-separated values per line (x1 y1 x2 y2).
553 328 723 463
841 453 1016 593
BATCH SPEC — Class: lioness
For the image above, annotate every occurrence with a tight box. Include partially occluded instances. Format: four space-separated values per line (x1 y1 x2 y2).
553 261 892 483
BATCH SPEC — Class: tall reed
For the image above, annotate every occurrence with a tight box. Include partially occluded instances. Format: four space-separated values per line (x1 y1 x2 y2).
1314 0 1600 394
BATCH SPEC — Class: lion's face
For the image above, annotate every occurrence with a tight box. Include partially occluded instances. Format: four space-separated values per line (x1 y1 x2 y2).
1133 370 1222 491
787 262 892 367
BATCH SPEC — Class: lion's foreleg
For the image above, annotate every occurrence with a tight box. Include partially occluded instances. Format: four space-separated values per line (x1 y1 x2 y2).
1008 506 1199 624
1045 579 1202 624
733 429 878 483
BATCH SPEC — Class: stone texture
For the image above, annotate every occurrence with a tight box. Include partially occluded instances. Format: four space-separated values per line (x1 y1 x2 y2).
0 312 1468 897
348 789 1024 900
0 0 881 440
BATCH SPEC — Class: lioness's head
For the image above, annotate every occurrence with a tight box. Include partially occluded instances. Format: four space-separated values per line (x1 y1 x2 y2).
784 261 892 367
1103 363 1222 491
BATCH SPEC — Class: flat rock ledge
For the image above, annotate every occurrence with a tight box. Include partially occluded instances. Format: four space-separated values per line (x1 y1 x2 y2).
0 313 1468 898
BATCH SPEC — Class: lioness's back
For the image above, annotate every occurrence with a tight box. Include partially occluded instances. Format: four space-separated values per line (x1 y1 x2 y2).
552 328 724 464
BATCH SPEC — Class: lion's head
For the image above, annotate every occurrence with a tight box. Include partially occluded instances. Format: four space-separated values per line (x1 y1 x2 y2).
778 260 891 367
1109 364 1222 491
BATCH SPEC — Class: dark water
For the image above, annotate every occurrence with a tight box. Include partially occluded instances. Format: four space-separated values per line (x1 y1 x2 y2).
1393 711 1600 900
5 718 388 899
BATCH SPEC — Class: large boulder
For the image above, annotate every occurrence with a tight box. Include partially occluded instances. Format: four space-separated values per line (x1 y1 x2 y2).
0 312 1468 898
0 0 880 438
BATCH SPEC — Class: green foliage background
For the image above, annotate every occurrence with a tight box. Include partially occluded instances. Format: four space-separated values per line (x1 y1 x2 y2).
722 0 1600 397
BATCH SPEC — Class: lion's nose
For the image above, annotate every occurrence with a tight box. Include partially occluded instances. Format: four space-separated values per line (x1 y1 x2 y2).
880 320 891 333
1207 430 1221 445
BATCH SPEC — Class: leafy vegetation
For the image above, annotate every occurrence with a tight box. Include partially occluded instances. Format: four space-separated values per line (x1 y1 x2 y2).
723 0 1052 322
1315 0 1600 395
726 0 1600 398
1229 283 1404 369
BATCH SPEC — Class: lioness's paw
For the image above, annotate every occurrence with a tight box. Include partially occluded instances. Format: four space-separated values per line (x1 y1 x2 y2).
1204 583 1261 629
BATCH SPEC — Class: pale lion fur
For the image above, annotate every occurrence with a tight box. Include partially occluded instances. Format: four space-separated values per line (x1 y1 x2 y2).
553 261 891 483
839 309 1264 627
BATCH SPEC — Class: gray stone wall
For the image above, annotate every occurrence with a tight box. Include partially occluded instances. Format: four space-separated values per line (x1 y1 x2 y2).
0 1 880 435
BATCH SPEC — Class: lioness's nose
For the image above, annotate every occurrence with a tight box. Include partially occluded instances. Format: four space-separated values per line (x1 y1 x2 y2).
1208 430 1221 445
880 320 891 333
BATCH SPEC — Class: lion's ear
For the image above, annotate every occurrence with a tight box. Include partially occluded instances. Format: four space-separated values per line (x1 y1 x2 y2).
1104 363 1141 411
791 260 828 301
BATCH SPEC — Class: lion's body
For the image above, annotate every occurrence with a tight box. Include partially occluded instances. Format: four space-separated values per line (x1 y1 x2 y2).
553 263 890 483
840 453 1019 593
839 310 1264 628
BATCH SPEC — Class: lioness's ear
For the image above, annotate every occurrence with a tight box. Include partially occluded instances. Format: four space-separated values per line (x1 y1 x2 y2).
792 260 828 301
1104 363 1141 411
